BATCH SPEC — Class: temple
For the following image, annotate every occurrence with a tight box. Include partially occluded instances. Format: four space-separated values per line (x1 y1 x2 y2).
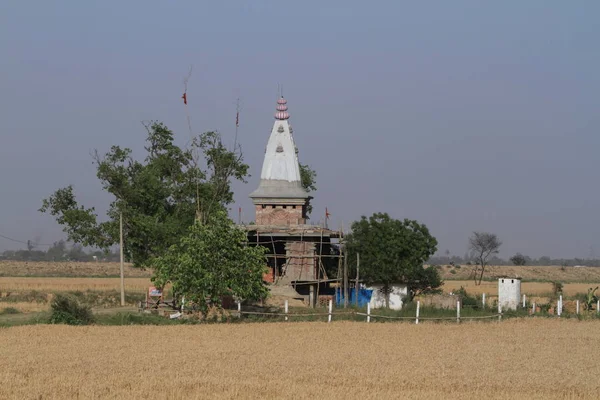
244 96 341 306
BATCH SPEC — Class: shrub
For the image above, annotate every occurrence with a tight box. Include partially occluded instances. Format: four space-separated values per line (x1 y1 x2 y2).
552 282 563 296
454 286 478 309
450 269 457 275
0 307 20 315
538 303 551 313
49 294 94 325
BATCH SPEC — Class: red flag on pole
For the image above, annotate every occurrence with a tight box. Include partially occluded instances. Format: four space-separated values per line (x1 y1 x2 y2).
182 93 187 105
325 207 331 219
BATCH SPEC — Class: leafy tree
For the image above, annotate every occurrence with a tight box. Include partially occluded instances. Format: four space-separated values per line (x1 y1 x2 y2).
40 122 248 268
345 213 439 307
510 253 527 266
410 266 443 298
46 240 67 261
67 243 88 262
151 210 268 312
299 163 317 217
468 232 502 285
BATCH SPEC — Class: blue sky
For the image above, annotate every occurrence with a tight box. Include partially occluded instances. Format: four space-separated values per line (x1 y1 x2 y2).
1 1 599 258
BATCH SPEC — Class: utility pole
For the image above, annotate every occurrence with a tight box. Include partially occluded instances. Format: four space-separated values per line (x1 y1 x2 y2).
343 226 348 308
119 212 125 307
355 253 360 307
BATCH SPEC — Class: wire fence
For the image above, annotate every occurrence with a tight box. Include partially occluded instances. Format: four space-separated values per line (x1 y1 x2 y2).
234 299 504 324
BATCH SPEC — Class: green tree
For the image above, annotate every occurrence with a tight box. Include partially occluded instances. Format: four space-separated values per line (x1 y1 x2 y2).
40 122 248 268
345 212 439 307
151 210 268 312
299 163 316 216
510 253 527 266
46 240 67 261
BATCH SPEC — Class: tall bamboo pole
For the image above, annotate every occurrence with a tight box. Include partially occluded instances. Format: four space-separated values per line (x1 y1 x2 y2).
119 212 125 307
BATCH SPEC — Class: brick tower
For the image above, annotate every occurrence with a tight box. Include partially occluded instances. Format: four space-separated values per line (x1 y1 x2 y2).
245 95 340 306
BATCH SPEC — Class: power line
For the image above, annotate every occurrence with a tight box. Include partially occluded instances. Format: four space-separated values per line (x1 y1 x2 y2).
0 233 52 247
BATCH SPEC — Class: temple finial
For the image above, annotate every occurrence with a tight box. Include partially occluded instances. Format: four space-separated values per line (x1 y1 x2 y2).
275 97 290 120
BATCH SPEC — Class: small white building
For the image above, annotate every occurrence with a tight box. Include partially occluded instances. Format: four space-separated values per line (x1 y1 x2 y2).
366 284 409 310
498 277 521 311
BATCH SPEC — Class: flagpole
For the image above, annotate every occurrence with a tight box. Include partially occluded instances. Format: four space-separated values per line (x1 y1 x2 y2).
234 98 240 150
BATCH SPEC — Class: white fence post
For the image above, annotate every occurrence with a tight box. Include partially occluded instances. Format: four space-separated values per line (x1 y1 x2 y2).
576 300 580 315
328 299 333 323
415 300 420 325
597 300 599 315
498 301 502 321
284 299 289 322
558 295 563 317
482 293 486 308
367 303 371 323
522 294 526 308
237 301 241 318
532 302 535 315
456 300 460 323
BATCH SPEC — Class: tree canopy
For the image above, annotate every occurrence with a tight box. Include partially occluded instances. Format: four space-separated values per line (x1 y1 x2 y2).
345 212 440 305
510 253 527 266
151 210 268 311
468 231 502 285
299 163 316 216
40 122 248 268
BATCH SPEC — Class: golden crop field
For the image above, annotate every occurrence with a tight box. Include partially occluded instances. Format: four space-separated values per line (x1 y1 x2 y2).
0 261 151 278
0 320 599 399
0 277 151 293
437 264 600 282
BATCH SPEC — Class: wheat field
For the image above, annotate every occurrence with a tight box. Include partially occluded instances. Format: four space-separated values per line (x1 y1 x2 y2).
438 264 600 282
0 320 599 399
0 277 151 293
0 261 151 278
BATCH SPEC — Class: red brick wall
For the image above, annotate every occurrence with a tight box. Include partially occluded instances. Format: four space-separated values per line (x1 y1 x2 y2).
263 268 274 283
284 241 316 281
255 205 305 226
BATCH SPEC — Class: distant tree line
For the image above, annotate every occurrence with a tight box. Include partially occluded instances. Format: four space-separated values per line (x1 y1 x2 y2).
0 240 120 262
428 253 600 267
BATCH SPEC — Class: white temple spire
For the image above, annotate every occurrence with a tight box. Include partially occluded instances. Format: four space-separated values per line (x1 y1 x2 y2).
249 96 308 200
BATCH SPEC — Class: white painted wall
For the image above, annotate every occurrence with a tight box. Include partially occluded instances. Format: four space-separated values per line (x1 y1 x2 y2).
367 284 409 310
498 278 521 311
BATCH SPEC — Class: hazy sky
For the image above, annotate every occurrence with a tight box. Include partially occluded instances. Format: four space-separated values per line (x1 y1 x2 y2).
1 1 599 258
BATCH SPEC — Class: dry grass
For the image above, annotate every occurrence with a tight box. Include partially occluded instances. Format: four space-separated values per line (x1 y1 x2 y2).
443 280 599 297
438 264 600 282
0 301 48 313
0 320 599 399
0 277 151 293
0 261 151 278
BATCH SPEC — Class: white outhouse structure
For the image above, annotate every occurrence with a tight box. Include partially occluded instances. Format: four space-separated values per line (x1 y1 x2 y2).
498 277 521 311
366 284 409 310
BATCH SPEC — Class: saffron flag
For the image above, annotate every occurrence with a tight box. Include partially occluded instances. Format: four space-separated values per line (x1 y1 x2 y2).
325 207 331 219
182 93 187 105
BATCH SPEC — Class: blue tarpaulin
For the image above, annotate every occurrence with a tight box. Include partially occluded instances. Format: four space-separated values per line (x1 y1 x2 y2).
335 288 373 307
